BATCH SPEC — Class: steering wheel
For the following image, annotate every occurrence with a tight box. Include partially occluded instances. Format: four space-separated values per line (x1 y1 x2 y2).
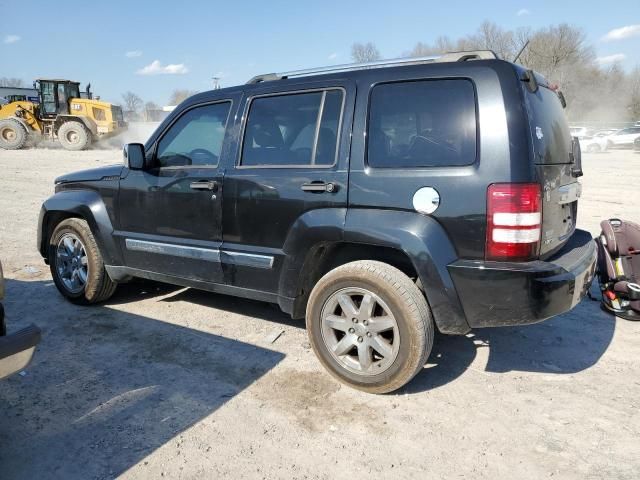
189 148 218 165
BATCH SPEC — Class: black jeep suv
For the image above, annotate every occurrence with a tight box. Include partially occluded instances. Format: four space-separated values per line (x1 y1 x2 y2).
38 51 596 393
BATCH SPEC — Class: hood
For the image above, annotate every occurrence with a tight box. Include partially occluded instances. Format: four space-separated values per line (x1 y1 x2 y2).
55 164 124 185
71 98 121 109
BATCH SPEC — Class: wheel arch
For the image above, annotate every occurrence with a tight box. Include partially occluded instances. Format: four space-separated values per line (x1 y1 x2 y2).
38 190 120 265
54 115 97 136
279 208 470 334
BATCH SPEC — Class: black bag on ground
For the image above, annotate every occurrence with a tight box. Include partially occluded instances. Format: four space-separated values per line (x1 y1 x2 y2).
595 219 640 320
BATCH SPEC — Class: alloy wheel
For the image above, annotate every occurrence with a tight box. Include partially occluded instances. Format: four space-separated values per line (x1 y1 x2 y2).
320 287 400 376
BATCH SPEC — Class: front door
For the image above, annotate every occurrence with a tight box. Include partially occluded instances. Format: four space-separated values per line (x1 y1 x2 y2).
116 100 233 283
221 82 354 294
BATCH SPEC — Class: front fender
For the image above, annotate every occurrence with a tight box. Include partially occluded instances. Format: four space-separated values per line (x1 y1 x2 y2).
37 190 120 265
344 209 469 334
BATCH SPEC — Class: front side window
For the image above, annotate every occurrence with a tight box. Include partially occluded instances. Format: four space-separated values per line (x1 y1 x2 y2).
156 102 231 168
241 89 343 167
367 79 477 168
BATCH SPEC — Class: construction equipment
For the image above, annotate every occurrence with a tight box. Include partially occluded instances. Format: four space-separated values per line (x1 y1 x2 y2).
0 79 126 151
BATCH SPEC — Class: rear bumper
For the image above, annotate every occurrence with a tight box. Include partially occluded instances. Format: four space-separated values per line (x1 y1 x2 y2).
448 229 597 328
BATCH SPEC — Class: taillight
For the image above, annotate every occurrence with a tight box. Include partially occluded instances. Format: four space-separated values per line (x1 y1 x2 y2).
486 183 542 261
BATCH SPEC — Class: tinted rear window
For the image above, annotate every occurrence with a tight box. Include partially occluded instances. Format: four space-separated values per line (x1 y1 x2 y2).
525 86 572 164
367 79 477 168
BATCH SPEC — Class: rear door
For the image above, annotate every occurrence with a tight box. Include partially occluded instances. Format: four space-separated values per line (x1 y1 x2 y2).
522 83 580 256
221 81 354 294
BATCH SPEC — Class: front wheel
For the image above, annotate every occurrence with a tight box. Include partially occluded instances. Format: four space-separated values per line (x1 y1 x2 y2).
0 119 28 150
306 260 434 394
57 121 91 151
48 218 116 304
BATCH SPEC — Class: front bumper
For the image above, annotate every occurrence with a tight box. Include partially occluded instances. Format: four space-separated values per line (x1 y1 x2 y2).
448 229 597 328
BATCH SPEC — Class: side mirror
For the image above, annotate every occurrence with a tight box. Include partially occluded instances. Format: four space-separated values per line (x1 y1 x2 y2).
123 143 146 170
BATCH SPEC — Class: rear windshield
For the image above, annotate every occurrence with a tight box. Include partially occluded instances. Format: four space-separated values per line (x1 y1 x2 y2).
524 85 572 164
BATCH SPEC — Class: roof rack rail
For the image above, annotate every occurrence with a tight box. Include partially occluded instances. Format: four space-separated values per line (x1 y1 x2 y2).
246 50 497 84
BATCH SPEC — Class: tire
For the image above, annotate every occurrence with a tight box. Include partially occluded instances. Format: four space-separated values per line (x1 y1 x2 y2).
587 144 600 153
57 121 91 151
48 218 116 304
306 260 434 394
0 119 28 150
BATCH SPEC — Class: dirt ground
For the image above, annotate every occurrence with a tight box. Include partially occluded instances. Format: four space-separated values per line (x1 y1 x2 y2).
0 140 639 480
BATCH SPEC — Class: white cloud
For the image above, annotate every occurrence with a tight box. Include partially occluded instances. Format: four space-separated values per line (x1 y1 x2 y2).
125 50 142 58
137 60 188 75
328 52 339 60
3 35 20 44
596 53 626 64
602 24 640 41
516 8 530 16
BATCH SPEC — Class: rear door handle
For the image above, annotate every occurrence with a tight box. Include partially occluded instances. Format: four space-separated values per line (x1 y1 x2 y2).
301 182 336 193
190 180 218 191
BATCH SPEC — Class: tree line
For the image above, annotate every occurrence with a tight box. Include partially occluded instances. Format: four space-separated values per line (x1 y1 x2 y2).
352 21 640 123
120 89 199 121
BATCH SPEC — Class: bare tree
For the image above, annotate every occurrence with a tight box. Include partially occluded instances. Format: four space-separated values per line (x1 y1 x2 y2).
628 66 640 120
143 101 160 121
169 89 198 106
351 42 381 63
0 77 25 87
122 92 143 113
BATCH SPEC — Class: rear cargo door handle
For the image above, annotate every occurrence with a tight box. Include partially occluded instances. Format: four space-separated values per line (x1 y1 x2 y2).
190 180 218 191
301 181 336 193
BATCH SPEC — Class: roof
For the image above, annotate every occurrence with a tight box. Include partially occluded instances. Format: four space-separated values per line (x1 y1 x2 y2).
246 50 498 84
35 79 80 83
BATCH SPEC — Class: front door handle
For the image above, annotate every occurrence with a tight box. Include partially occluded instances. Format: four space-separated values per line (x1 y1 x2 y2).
190 180 218 191
301 181 336 193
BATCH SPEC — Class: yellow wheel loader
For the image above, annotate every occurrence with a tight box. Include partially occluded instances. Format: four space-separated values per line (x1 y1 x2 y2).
0 79 127 151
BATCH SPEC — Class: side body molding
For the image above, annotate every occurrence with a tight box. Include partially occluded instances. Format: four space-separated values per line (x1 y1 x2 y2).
343 209 469 334
37 190 121 265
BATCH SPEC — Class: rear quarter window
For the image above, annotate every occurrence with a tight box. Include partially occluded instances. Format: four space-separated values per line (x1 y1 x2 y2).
367 79 477 168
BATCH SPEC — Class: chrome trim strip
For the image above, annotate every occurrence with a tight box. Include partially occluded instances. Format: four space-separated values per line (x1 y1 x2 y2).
125 239 221 262
221 251 274 269
124 239 274 269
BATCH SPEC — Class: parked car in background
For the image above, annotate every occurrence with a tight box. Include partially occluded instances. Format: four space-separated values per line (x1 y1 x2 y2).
569 126 590 138
593 129 617 137
580 134 609 153
606 127 640 149
0 261 41 379
634 136 640 152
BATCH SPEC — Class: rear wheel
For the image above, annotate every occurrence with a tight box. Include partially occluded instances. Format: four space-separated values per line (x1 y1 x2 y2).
306 260 433 394
0 119 28 150
48 218 116 304
587 143 601 153
57 121 91 151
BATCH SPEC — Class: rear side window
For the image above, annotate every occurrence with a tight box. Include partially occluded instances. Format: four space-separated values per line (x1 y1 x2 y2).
241 89 343 167
367 79 477 168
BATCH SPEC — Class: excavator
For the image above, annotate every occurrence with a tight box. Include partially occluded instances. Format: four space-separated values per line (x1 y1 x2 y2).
0 79 126 151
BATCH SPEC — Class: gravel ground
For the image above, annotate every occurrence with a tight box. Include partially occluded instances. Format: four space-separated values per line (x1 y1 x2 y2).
0 142 639 480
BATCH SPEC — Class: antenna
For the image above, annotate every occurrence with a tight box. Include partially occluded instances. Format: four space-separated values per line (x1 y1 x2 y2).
513 40 530 63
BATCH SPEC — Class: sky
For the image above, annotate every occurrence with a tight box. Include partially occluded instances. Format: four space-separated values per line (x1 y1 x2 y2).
2 0 639 106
